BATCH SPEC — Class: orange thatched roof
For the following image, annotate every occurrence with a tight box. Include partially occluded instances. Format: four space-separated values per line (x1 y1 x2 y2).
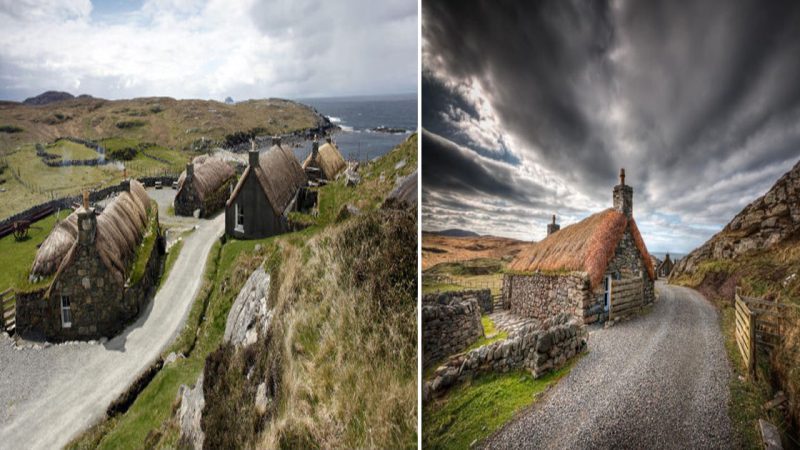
176 155 235 201
509 209 655 288
227 143 307 215
31 180 152 282
302 141 346 180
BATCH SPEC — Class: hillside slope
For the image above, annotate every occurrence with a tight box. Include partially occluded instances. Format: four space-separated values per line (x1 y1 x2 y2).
0 94 326 152
422 232 529 270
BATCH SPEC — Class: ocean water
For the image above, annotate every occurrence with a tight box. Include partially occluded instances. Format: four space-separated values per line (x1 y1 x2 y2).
293 93 417 162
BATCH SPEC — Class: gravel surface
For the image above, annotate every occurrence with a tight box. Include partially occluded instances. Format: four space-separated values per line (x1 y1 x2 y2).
482 281 733 449
0 211 223 449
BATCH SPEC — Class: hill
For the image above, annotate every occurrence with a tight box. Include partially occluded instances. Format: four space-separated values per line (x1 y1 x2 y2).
670 158 800 440
429 228 480 237
0 94 326 152
422 232 529 271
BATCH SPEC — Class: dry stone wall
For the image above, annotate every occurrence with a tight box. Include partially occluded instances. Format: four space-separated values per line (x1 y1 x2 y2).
503 273 592 322
423 313 587 403
422 292 484 370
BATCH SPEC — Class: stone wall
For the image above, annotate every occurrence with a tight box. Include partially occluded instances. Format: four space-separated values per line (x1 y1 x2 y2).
503 272 592 322
422 292 484 370
601 228 656 310
423 313 588 403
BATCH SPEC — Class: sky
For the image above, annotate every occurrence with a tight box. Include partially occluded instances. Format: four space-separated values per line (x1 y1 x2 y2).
421 0 800 254
0 0 417 101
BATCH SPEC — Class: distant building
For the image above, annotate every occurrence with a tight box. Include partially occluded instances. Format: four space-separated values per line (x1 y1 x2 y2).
504 169 655 324
302 136 346 182
225 138 307 239
547 214 560 236
658 253 674 278
18 180 164 340
174 155 236 218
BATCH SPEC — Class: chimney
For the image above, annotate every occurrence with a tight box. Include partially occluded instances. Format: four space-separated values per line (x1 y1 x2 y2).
325 135 332 145
77 191 97 245
249 140 259 167
613 168 633 218
547 214 560 236
272 135 281 146
311 138 320 159
186 162 194 180
120 178 130 192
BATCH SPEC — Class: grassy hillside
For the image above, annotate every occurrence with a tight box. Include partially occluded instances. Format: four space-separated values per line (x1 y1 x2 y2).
0 96 322 152
69 134 418 449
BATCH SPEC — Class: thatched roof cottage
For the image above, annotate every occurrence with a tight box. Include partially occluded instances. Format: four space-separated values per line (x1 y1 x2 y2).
174 155 236 217
225 138 307 239
302 136 346 182
18 179 164 340
504 169 655 324
657 253 674 278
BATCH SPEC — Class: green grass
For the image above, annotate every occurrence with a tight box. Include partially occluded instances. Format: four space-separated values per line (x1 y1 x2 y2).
468 315 508 351
423 363 577 450
127 203 160 286
46 139 100 160
0 208 72 293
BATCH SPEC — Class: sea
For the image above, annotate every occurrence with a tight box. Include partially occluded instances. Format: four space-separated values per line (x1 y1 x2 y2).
292 93 417 162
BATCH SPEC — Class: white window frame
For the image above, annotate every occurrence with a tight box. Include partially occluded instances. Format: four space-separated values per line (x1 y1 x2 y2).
61 295 72 328
235 202 244 232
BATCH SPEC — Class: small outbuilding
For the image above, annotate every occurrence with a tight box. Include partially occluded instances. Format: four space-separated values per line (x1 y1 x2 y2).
657 253 674 278
174 155 236 217
504 169 655 324
302 136 346 182
225 138 307 239
18 179 164 340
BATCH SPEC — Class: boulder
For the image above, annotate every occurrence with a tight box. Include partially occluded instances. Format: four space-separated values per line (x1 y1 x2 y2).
223 267 272 347
178 374 205 450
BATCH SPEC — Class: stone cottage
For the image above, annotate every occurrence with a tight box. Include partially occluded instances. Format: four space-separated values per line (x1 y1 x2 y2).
657 253 674 278
224 138 307 239
504 169 655 324
302 136 346 182
18 179 164 340
174 155 236 217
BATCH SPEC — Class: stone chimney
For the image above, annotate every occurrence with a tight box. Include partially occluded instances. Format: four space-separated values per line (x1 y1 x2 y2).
272 136 281 146
120 178 130 192
311 138 320 159
186 162 194 180
249 140 259 167
77 191 97 246
547 214 560 236
325 135 332 145
613 168 633 218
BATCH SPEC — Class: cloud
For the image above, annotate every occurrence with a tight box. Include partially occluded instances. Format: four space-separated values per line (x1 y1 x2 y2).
422 0 800 253
0 0 417 101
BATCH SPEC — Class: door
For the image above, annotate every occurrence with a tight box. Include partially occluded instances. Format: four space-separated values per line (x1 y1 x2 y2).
604 275 611 312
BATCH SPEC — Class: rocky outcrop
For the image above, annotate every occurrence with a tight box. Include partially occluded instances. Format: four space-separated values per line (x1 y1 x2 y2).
223 267 272 347
672 160 800 278
177 374 205 450
22 91 75 105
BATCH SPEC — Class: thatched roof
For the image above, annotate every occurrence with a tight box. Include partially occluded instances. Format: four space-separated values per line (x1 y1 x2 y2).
176 155 235 201
302 141 346 180
31 180 152 282
227 144 307 215
508 209 655 289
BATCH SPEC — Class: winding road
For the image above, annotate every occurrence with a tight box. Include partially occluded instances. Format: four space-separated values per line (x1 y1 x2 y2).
0 211 223 449
483 281 734 449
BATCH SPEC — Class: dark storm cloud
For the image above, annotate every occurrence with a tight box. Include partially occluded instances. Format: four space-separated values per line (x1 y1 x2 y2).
423 0 800 251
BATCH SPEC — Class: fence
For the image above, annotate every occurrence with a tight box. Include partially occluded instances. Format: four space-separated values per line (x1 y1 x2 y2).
609 277 645 321
734 288 798 378
1 289 15 335
735 294 756 377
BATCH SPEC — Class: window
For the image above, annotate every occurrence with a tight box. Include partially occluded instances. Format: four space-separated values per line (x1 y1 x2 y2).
235 202 244 232
61 295 72 328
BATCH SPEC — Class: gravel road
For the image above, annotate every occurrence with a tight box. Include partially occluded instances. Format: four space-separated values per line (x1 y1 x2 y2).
482 281 734 449
0 211 223 449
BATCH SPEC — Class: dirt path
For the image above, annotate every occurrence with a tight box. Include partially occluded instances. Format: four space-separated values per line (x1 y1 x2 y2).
0 213 223 449
482 282 734 449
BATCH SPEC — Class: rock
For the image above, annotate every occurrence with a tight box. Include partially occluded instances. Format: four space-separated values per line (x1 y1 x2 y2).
394 159 406 170
224 267 272 347
178 374 205 450
345 170 361 186
255 382 270 414
164 352 185 365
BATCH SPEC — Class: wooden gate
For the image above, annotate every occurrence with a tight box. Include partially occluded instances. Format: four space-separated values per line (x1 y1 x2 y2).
734 294 756 377
0 288 15 335
609 277 644 320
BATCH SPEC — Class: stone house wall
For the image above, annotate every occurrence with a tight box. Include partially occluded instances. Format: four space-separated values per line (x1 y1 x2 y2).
422 292 484 370
423 313 587 403
175 177 235 218
503 273 592 322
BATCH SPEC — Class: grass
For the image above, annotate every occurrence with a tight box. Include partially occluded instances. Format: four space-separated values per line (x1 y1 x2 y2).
46 139 100 160
423 273 504 295
127 203 160 286
0 208 72 293
467 315 508 351
422 362 577 450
